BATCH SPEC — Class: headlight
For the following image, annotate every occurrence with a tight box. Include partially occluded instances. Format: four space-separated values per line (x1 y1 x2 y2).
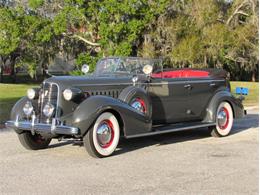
43 103 55 117
23 101 33 116
27 88 39 100
63 88 82 101
63 89 73 101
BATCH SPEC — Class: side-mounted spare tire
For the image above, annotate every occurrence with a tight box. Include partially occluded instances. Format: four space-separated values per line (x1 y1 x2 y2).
118 86 152 119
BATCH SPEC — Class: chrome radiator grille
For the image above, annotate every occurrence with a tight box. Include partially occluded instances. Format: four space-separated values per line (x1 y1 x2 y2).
39 82 58 123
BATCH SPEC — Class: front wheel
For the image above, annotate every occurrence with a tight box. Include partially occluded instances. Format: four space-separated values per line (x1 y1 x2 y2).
210 101 234 137
18 132 52 150
83 112 120 158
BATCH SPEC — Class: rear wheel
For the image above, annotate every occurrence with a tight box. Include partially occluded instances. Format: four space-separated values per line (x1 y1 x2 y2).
210 101 234 137
83 112 120 158
18 132 51 150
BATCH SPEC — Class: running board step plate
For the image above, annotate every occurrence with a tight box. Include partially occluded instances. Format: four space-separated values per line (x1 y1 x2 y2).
126 122 215 139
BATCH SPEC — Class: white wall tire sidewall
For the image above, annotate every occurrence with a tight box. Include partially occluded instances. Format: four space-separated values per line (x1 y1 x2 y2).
92 112 120 156
216 102 233 136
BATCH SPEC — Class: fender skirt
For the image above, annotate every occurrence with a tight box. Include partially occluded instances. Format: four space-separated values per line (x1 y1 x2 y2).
203 91 245 123
61 95 152 137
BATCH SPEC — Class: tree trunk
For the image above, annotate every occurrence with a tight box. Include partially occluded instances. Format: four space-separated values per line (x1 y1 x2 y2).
204 55 207 67
0 56 8 83
0 64 3 83
10 55 17 83
252 70 256 82
0 56 3 83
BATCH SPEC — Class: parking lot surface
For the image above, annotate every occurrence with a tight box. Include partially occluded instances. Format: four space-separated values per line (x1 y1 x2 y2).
0 109 258 194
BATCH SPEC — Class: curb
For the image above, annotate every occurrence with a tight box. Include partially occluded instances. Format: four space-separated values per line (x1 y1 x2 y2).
244 106 259 110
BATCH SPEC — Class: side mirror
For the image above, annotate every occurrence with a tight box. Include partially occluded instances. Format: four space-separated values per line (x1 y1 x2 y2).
142 65 153 75
81 64 89 74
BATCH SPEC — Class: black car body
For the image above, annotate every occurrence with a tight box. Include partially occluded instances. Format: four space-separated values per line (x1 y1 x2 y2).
6 57 245 157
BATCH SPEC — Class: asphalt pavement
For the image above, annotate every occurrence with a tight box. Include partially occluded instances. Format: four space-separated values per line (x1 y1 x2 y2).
0 108 258 194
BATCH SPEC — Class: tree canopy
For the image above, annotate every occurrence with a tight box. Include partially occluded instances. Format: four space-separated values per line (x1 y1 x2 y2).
0 0 258 82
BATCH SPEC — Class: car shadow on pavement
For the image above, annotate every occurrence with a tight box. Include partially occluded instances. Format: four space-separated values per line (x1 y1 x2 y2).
48 140 76 149
231 114 259 135
114 113 259 156
115 128 212 156
47 113 258 155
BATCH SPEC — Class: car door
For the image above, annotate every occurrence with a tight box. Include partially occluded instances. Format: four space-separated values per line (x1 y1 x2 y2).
184 78 217 121
148 77 190 124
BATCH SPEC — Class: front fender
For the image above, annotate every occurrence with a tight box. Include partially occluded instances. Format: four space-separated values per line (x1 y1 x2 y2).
204 91 244 122
66 96 152 137
9 96 38 134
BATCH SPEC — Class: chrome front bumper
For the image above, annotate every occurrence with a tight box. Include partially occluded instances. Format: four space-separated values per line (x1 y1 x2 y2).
5 120 79 135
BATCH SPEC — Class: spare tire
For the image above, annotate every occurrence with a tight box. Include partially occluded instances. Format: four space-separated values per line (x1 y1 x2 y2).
118 86 152 119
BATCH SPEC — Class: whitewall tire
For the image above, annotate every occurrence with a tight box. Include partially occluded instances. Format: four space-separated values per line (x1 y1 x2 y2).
210 101 234 137
83 112 120 158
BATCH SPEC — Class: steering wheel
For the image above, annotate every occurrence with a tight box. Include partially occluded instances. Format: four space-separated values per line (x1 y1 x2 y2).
130 66 143 74
115 62 127 72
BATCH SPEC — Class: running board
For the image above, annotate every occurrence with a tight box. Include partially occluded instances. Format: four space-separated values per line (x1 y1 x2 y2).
125 122 215 139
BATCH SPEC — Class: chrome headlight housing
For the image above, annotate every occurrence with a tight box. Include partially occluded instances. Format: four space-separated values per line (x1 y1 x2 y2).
27 88 39 100
23 101 34 116
63 89 73 101
43 103 55 117
63 88 83 101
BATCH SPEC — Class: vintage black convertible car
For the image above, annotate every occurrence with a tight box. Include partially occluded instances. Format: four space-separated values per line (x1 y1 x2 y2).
6 57 245 157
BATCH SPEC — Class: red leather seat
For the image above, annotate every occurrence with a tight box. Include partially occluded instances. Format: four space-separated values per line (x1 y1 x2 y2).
152 69 209 78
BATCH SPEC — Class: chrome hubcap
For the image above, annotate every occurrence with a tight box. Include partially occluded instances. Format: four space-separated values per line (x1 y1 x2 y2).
130 98 146 114
96 120 114 148
217 108 229 130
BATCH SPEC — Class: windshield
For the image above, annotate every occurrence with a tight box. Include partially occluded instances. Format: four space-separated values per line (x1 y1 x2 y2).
94 57 162 76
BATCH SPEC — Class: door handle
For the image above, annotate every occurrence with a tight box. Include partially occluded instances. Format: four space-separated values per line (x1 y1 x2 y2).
210 83 216 87
184 84 192 89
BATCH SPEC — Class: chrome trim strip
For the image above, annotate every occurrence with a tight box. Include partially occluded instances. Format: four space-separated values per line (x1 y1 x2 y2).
50 82 60 118
5 121 79 135
150 79 225 85
76 83 132 87
75 79 225 87
42 82 60 118
125 123 216 139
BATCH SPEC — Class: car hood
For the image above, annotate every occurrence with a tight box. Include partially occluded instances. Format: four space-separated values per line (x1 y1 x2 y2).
44 75 133 89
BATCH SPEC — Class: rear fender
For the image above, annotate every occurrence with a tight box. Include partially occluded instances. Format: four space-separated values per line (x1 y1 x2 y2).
67 96 152 137
204 91 244 122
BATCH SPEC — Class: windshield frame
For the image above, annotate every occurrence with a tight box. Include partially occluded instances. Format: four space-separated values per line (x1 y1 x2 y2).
93 57 163 76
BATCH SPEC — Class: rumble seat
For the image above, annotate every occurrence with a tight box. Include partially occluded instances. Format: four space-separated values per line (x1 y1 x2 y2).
152 69 209 78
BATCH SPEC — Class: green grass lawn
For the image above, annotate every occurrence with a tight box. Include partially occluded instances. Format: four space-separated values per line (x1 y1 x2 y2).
0 84 36 124
230 81 259 106
0 82 258 124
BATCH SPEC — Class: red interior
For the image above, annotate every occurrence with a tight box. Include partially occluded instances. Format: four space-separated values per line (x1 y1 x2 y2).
152 69 209 78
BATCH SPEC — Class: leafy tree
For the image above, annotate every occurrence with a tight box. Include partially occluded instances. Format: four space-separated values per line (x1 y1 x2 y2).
0 7 22 82
0 0 258 82
172 35 202 67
